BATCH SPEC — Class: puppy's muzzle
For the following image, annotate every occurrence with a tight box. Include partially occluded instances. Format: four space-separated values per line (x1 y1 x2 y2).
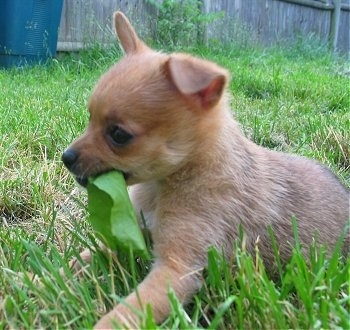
62 148 89 187
62 148 78 170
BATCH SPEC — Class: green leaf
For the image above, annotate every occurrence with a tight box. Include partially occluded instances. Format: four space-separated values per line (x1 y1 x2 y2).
87 171 149 259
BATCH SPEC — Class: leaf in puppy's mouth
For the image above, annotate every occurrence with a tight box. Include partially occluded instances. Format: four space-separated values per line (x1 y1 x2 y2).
76 171 130 187
86 170 149 258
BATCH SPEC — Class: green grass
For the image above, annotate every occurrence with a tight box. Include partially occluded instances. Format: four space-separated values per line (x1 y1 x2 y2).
0 41 349 329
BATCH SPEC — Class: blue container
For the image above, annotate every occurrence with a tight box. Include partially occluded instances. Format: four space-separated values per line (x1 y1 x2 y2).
0 0 63 68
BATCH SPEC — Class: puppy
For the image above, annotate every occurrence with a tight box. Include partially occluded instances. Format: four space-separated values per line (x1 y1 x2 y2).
62 11 350 328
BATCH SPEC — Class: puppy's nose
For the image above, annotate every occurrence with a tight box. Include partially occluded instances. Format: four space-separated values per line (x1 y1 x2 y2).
62 148 78 170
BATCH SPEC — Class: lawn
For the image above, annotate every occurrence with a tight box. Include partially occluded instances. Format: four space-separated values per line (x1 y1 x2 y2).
0 39 349 329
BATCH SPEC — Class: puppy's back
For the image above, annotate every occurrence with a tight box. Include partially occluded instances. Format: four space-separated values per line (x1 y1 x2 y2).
241 146 349 263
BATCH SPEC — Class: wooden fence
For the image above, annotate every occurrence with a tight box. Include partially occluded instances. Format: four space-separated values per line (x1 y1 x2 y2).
57 0 350 54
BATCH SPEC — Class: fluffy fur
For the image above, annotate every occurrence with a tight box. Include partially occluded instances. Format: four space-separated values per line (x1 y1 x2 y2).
62 11 350 328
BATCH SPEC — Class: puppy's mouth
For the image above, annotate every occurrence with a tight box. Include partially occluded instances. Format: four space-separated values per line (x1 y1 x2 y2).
75 171 130 187
75 176 89 187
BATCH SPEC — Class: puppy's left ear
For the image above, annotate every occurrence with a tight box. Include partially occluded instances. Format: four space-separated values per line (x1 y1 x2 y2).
114 11 149 54
165 54 228 110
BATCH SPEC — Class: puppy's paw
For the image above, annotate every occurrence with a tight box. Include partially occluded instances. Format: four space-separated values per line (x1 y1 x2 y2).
66 248 93 277
94 304 140 329
66 244 115 277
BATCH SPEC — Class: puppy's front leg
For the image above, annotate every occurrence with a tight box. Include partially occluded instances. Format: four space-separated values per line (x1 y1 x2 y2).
94 262 200 329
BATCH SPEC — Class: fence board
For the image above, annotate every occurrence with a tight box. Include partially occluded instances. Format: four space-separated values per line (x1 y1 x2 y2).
58 0 153 51
57 0 350 54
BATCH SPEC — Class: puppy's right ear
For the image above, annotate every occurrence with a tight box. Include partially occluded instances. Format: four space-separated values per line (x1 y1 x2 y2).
113 11 149 54
165 54 228 110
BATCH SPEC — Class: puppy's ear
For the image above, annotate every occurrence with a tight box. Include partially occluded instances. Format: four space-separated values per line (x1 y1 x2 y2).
166 54 228 110
113 11 148 54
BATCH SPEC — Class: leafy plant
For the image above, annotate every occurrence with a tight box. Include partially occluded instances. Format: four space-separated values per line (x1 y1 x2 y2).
147 0 218 48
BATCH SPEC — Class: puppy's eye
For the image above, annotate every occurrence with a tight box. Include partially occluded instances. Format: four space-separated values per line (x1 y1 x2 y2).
109 126 133 146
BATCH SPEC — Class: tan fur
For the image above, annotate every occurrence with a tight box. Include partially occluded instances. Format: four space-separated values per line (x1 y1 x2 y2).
62 11 350 328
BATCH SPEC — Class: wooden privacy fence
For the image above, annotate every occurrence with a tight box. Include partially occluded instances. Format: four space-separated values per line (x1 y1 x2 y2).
57 0 350 54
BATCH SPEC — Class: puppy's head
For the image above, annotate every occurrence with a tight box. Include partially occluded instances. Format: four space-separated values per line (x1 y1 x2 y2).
62 11 229 186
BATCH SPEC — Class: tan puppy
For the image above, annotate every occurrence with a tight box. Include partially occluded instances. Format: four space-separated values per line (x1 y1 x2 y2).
62 11 350 328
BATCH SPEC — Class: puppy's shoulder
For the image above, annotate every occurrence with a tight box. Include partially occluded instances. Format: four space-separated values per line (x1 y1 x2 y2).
129 182 160 228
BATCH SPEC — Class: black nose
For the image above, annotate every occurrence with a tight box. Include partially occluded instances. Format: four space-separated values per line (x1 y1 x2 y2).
62 148 78 170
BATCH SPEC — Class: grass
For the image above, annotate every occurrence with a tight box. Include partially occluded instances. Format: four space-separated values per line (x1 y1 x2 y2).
0 39 349 329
